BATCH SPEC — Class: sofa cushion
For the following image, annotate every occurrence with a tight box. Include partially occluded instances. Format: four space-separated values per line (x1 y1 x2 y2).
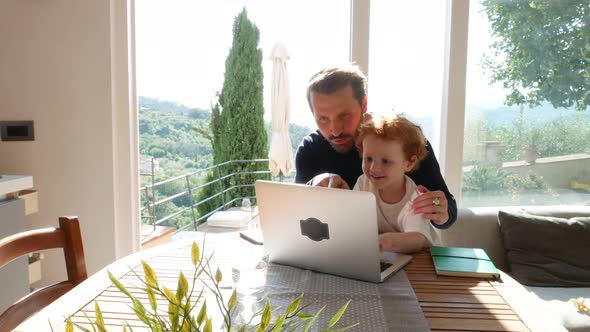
498 210 590 287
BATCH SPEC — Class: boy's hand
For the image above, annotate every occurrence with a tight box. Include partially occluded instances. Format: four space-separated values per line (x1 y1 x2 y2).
412 185 449 225
309 173 350 189
378 233 392 252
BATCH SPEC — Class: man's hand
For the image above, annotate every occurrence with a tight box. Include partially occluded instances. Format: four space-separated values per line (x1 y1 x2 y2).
309 173 350 189
411 185 449 225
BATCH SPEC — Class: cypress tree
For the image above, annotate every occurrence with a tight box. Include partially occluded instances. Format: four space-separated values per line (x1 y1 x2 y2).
218 8 267 162
197 8 268 218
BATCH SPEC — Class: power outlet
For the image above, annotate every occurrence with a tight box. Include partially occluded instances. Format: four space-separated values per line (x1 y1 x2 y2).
0 121 34 141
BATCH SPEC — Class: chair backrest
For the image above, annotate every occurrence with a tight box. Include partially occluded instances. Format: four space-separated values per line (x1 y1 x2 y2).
0 216 87 331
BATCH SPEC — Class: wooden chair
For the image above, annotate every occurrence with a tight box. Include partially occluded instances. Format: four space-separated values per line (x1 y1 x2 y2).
0 216 87 331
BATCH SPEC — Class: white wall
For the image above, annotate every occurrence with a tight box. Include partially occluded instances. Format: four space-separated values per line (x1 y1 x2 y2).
0 0 139 286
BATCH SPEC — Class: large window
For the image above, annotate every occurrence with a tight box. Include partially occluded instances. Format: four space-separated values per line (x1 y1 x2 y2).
135 0 590 209
369 1 447 153
460 0 590 207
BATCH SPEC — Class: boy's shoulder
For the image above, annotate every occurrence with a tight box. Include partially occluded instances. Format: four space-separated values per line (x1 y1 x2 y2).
353 174 371 191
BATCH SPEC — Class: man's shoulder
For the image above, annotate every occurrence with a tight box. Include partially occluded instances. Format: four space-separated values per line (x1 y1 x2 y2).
405 175 418 190
302 130 324 143
298 130 328 152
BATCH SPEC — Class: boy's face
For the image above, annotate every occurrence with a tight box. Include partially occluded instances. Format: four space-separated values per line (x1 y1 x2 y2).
361 135 417 191
310 85 366 153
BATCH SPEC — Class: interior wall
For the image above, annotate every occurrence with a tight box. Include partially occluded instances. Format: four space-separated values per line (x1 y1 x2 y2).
0 0 138 286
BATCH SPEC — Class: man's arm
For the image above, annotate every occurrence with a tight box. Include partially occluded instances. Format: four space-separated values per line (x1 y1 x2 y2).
408 141 457 229
294 141 315 184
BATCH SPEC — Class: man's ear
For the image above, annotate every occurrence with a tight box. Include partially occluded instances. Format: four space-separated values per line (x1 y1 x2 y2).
361 96 368 114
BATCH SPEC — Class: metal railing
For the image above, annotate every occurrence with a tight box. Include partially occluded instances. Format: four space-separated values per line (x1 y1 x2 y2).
140 158 292 232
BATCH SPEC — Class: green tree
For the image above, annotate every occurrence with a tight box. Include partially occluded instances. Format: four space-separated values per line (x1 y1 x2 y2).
482 0 590 110
217 8 267 162
197 8 268 218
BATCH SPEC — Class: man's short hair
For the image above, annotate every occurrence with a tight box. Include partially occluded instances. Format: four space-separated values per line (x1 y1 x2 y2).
306 64 367 111
355 113 428 171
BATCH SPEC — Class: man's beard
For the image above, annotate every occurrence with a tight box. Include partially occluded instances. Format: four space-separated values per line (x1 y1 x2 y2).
328 134 355 153
327 123 362 154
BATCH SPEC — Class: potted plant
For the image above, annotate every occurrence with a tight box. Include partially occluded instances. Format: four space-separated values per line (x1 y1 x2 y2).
524 130 541 164
63 241 358 332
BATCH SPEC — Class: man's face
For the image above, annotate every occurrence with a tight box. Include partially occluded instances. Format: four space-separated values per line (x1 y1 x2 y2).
310 85 365 153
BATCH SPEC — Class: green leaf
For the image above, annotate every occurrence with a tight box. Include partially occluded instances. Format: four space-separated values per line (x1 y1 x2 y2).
191 241 200 265
167 300 177 329
176 271 188 302
94 301 107 331
108 271 133 299
131 299 150 326
142 260 158 289
181 319 190 332
260 300 272 330
163 285 180 330
328 300 352 328
215 268 223 283
228 289 238 311
75 310 95 332
286 293 303 316
296 313 313 320
65 320 74 332
302 305 325 332
204 318 213 332
146 287 157 312
197 300 207 326
152 322 164 332
270 314 285 331
162 286 177 305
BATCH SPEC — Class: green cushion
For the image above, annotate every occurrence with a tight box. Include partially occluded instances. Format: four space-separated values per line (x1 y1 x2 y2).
498 210 590 287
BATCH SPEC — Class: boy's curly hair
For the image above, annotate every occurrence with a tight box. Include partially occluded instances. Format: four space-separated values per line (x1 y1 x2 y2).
355 113 428 171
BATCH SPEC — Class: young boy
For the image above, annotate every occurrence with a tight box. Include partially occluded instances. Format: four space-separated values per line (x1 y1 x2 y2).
353 113 440 254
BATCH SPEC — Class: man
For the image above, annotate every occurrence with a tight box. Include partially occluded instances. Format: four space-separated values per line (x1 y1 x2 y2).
294 65 457 228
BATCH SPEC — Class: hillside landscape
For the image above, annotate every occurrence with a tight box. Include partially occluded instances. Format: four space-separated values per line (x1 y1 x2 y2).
138 96 312 181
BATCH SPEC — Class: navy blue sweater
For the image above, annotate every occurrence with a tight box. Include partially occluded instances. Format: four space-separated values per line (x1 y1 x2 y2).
294 130 457 228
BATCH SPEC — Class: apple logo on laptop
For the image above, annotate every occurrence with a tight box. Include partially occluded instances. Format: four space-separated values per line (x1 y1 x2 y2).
300 217 330 241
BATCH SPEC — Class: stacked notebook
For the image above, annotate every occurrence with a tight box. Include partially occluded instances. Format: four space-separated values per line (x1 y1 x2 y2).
430 246 500 279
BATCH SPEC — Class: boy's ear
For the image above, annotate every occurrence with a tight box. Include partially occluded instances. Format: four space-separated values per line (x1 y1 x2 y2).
405 155 418 172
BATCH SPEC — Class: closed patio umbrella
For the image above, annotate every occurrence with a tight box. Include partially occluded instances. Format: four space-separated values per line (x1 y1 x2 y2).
268 42 293 178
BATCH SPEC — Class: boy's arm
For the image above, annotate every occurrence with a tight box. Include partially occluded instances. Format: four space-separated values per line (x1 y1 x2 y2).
379 232 429 254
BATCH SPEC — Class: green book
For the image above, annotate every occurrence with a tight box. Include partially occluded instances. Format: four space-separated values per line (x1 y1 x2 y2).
430 246 500 279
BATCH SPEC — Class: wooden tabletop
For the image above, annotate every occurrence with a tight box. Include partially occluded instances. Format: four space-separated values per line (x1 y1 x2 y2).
406 251 529 332
16 232 530 332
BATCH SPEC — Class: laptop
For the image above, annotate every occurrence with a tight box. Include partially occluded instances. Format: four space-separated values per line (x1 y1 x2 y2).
253 180 412 283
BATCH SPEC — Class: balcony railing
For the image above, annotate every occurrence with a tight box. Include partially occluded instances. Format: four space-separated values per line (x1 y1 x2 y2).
140 158 292 232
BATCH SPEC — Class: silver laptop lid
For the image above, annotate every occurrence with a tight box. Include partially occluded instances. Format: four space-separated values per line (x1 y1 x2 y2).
255 180 384 283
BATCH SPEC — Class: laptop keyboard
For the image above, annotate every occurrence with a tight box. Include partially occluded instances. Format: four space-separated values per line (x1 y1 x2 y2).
380 261 393 272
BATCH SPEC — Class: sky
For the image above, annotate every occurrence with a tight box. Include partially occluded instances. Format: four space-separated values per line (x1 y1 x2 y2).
135 0 348 130
135 1 505 131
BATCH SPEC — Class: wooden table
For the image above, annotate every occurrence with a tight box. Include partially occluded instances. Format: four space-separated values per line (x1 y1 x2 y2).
16 232 531 332
406 252 529 332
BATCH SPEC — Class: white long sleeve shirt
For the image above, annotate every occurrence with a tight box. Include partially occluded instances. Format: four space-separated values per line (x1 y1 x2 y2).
354 175 440 246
